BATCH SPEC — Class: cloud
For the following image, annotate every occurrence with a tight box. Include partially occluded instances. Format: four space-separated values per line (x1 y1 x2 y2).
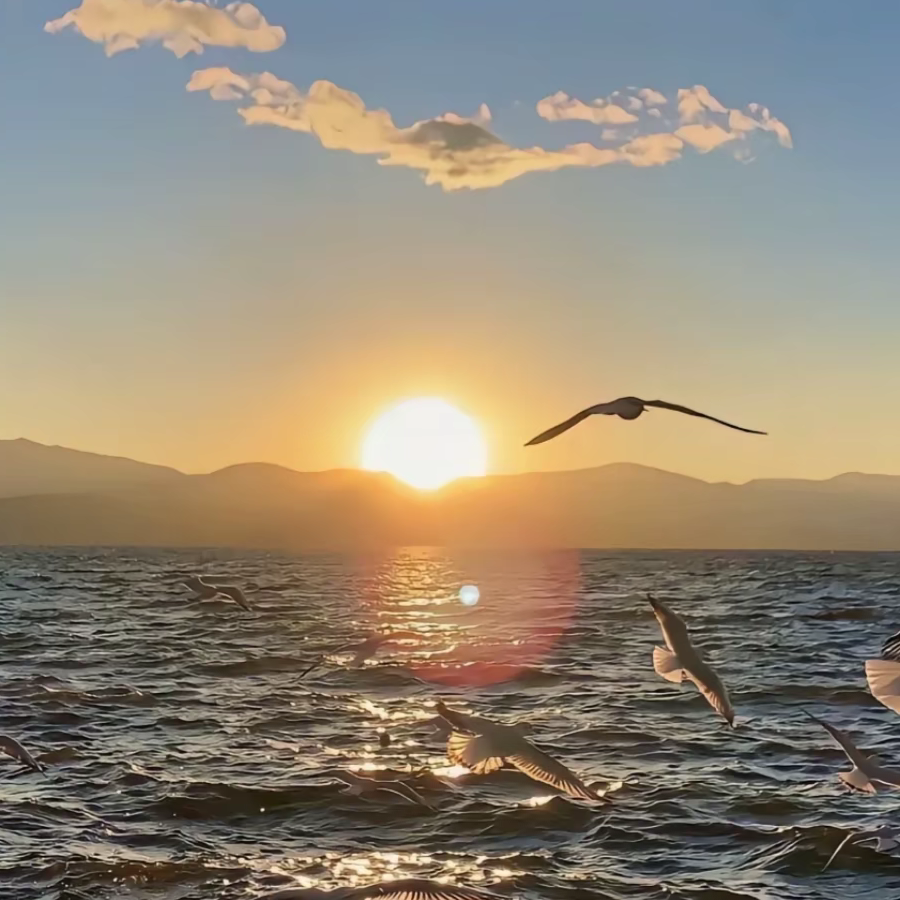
536 90 638 125
638 88 668 106
743 103 793 148
677 85 727 123
543 83 792 160
45 0 286 57
188 68 792 191
675 123 735 154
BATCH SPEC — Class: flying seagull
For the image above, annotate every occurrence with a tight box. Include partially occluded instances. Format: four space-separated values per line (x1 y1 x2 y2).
335 770 434 809
823 824 900 872
0 735 45 775
524 396 765 446
434 700 603 803
805 709 900 793
865 629 900 715
181 576 252 611
299 631 420 679
648 594 735 727
260 879 507 900
213 584 252 611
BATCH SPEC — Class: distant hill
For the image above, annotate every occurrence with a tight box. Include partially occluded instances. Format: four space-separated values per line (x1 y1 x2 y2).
0 438 183 498
1 439 900 549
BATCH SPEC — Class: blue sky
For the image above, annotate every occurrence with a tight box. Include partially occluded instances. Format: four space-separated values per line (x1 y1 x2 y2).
1 1 898 482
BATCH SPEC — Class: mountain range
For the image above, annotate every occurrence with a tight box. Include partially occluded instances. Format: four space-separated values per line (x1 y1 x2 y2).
0 438 899 550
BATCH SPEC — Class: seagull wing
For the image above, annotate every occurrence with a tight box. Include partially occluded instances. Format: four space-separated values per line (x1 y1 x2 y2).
881 630 900 662
643 400 766 435
804 710 876 792
373 783 433 808
865 658 900 715
349 880 502 900
524 403 616 447
0 735 44 774
298 641 359 679
447 732 506 774
217 586 252 610
507 739 601 802
687 672 735 726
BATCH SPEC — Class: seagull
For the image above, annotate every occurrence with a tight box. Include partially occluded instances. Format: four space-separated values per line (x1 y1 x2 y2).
260 879 506 900
824 824 900 872
181 575 219 601
805 710 900 793
180 576 251 610
433 700 603 803
0 735 45 775
335 770 434 808
647 594 735 727
865 629 900 715
524 396 765 446
213 584 252 611
299 631 420 679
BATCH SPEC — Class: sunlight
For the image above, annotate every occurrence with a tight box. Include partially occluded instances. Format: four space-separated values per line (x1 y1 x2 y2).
361 398 487 490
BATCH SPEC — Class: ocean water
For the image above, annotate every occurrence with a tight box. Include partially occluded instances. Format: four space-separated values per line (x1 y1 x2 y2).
2 547 900 900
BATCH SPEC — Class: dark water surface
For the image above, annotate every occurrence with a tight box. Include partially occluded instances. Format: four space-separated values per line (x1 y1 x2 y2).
2 548 900 900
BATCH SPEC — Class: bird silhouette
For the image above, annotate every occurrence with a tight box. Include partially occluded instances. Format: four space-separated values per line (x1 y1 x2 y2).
525 396 765 446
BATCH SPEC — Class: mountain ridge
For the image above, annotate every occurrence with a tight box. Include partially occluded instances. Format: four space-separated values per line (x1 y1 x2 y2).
1 438 900 550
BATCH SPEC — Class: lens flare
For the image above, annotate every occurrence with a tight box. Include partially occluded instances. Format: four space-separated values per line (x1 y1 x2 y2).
459 585 480 607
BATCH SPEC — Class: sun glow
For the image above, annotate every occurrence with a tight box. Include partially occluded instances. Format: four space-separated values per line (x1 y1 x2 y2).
362 398 488 490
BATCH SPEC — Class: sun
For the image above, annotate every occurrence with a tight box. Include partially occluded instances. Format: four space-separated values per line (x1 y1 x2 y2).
362 398 488 490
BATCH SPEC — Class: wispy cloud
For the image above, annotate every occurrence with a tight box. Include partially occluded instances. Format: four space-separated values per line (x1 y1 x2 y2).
539 83 793 158
536 91 638 126
537 84 793 161
188 69 792 191
45 0 286 58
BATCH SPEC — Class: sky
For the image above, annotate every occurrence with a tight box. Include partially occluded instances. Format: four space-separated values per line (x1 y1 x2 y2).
1 1 900 484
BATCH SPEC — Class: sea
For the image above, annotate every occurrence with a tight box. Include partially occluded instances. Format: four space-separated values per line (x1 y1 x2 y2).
2 547 900 900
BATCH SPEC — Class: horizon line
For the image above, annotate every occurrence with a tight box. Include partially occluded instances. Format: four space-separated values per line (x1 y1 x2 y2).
1 436 896 488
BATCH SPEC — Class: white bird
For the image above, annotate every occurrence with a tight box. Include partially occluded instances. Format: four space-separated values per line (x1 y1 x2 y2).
805 710 900 793
648 594 735 727
824 824 900 871
260 879 506 900
181 576 252 611
0 734 45 775
434 701 602 803
181 575 219 601
299 631 420 679
213 584 252 611
865 629 900 715
524 396 765 446
335 770 433 809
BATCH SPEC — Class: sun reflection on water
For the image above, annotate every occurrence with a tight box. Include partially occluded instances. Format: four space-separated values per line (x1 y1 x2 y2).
350 548 581 688
261 849 525 894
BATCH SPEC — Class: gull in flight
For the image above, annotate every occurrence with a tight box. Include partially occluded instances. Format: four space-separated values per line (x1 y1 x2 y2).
805 710 900 793
865 629 900 715
0 735 45 776
524 396 765 446
261 879 507 900
299 631 420 679
335 770 434 809
648 595 735 727
823 823 900 872
180 576 252 611
434 700 603 803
